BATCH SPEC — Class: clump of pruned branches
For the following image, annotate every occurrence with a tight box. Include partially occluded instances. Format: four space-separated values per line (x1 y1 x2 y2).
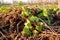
0 2 60 40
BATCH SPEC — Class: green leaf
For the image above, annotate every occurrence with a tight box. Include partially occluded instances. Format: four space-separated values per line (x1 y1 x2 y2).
53 7 59 12
20 11 25 17
22 7 32 16
48 9 56 14
37 13 43 17
29 16 39 22
23 27 32 35
24 19 32 29
33 30 39 35
47 17 53 25
36 25 43 31
43 8 48 17
18 1 23 6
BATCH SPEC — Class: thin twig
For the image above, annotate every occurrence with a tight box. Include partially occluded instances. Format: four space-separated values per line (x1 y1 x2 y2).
17 21 23 33
52 21 60 26
39 18 55 33
0 31 6 38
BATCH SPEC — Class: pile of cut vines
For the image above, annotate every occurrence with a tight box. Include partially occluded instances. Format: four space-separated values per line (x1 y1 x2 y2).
0 2 60 40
